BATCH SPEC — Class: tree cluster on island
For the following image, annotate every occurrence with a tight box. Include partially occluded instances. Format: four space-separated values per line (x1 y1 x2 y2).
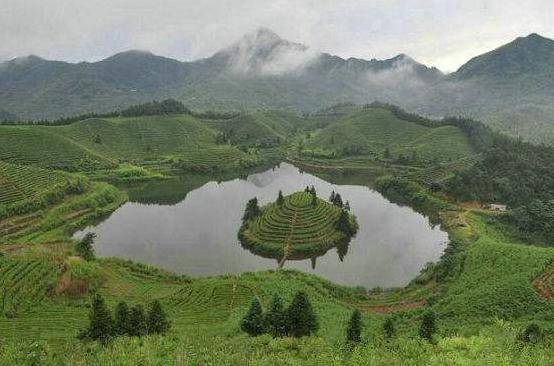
78 293 170 343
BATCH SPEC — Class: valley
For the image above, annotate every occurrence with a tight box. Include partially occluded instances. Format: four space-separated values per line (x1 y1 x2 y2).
0 100 553 364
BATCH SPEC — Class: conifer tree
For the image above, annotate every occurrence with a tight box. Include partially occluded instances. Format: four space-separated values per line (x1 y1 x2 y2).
311 191 318 207
329 191 336 202
242 197 261 222
147 300 170 334
129 304 148 337
75 232 96 261
344 201 351 211
346 309 362 344
83 293 112 342
265 294 287 337
383 317 395 339
240 297 266 336
337 210 353 236
419 310 437 342
277 190 284 206
287 291 318 337
113 301 130 336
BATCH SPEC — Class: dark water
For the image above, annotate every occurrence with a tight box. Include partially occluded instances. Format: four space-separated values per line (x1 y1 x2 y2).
76 163 447 288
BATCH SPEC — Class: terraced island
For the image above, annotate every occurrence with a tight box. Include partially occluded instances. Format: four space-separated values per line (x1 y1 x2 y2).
238 190 358 264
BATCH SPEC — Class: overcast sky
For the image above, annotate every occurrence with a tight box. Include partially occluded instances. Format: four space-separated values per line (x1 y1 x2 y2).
1 0 553 71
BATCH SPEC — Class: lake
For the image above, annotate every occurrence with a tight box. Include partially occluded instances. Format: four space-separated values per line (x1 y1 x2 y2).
76 163 447 288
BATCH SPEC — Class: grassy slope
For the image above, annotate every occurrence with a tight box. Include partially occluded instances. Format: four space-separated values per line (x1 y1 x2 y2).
304 107 474 162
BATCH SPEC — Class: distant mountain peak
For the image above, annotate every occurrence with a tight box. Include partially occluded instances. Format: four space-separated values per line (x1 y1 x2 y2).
454 32 554 79
214 27 313 76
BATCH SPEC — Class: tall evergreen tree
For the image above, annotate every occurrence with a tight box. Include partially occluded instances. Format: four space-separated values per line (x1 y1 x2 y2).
337 210 353 236
311 191 318 207
383 317 395 339
129 304 148 337
419 310 437 342
346 309 362 344
113 301 130 336
242 197 261 222
265 294 287 337
277 190 284 206
147 300 170 334
344 201 351 211
332 193 343 207
240 297 266 336
329 191 336 202
287 291 318 337
83 293 112 342
75 232 96 261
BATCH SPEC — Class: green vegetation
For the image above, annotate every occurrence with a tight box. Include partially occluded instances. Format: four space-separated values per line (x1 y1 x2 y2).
238 191 357 261
1 102 553 364
302 107 474 163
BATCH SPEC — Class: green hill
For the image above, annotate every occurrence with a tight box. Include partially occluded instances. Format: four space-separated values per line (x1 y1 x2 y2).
0 114 264 173
239 191 357 260
303 107 474 162
204 110 302 148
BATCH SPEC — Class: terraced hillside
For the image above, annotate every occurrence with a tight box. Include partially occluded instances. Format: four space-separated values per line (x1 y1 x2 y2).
303 107 474 162
239 191 357 261
0 161 72 207
0 126 114 171
0 114 264 173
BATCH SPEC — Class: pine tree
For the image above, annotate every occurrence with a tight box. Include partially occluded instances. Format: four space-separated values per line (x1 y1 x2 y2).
337 210 353 236
265 294 287 337
147 300 170 334
332 193 343 207
84 293 112 342
311 191 318 207
305 186 310 193
344 201 351 211
346 309 362 344
113 301 130 336
329 191 336 202
75 232 96 261
419 310 437 342
242 197 261 222
383 317 395 339
240 297 266 336
287 291 318 337
277 190 284 206
129 304 148 337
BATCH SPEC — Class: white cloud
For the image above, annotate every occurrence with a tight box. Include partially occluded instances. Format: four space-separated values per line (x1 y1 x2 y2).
0 0 552 71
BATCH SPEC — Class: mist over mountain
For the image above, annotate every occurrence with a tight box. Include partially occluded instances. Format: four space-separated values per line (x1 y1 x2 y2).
1 28 553 143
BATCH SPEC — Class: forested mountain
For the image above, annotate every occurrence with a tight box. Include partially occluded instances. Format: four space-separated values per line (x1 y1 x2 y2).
1 29 554 143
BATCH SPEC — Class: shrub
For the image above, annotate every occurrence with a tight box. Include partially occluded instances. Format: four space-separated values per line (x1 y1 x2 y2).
419 310 437 342
518 323 543 344
74 233 96 261
147 300 170 335
383 317 395 339
346 309 362 344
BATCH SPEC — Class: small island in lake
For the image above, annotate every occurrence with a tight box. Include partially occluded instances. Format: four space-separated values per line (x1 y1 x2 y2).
238 187 358 265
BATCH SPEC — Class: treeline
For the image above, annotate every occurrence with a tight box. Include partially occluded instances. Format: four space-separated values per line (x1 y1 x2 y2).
120 99 191 117
0 99 239 126
371 102 554 209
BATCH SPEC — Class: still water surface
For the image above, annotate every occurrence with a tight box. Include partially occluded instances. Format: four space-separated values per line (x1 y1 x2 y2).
76 163 447 288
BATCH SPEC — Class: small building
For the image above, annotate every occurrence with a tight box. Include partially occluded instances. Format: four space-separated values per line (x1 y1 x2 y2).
489 204 507 212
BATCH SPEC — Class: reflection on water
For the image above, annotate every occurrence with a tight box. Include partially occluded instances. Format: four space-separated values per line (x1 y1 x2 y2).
76 163 447 288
